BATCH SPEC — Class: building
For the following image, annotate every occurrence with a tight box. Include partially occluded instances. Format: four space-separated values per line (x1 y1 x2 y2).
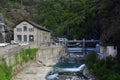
14 20 51 46
99 45 117 57
0 22 12 43
57 38 68 45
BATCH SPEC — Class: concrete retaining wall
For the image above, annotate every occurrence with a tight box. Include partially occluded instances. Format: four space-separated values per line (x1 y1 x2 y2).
36 46 66 66
0 45 66 75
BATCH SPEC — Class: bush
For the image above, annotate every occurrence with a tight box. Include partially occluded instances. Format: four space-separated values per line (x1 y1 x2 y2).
0 59 12 80
86 52 120 80
108 74 120 80
86 51 97 69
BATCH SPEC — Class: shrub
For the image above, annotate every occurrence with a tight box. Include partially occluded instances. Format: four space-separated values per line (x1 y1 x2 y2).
86 52 120 80
86 51 97 69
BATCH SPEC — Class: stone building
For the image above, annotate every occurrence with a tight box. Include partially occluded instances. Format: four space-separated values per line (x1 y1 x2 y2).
100 45 117 57
0 13 13 43
14 20 51 46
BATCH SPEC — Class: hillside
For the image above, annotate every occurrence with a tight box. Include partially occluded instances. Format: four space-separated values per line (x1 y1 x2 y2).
0 0 101 39
0 0 120 43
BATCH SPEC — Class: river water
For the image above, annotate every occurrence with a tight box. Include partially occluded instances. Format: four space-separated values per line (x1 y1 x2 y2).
46 62 88 80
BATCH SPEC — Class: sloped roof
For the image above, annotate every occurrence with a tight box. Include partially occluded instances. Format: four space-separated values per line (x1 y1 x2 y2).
14 20 50 32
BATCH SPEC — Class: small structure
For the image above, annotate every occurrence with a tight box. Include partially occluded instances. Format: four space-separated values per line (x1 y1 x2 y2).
58 38 67 46
14 20 51 46
99 45 117 58
0 13 13 43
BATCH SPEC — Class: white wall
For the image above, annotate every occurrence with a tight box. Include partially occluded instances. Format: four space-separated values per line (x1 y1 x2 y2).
106 46 117 57
14 21 37 43
14 21 51 46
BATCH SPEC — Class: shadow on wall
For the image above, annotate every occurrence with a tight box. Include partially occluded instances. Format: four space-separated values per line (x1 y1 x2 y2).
0 33 4 43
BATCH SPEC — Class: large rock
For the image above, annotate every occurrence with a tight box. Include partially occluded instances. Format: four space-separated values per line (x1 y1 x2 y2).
83 67 95 80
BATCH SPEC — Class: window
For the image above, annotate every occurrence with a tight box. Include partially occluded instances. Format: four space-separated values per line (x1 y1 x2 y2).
23 26 27 31
24 35 27 42
114 46 116 49
17 28 22 32
29 28 34 32
17 35 22 42
29 35 34 42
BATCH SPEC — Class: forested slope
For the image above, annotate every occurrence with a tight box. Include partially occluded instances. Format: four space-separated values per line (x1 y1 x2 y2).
0 0 120 43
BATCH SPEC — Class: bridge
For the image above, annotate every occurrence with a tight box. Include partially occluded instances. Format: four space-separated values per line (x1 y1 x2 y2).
67 39 100 53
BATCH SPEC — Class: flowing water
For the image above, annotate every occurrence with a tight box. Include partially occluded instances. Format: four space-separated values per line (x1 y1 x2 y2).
46 62 87 80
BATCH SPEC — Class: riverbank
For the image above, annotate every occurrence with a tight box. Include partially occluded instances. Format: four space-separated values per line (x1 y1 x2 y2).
86 52 120 80
13 61 53 80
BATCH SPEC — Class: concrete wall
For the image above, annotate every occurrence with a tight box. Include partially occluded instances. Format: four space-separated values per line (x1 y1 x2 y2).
106 46 117 57
36 46 66 66
100 45 117 57
100 46 106 53
0 44 66 75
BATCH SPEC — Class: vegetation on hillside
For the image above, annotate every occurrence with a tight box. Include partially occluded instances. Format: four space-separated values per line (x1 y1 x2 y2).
86 52 120 80
0 0 120 41
0 0 104 39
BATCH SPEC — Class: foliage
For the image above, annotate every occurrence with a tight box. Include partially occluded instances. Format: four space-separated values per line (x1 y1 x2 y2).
86 51 97 69
0 48 38 80
1 0 120 41
20 48 38 64
86 52 120 80
0 7 14 23
38 0 102 39
0 58 12 80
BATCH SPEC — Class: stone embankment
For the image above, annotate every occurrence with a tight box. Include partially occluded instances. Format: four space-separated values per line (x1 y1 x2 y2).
0 44 66 80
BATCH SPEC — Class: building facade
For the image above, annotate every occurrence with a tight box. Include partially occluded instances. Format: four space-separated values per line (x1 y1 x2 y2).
14 20 51 46
100 45 117 57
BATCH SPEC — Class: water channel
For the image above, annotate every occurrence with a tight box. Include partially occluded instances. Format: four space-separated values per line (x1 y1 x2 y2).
46 61 89 80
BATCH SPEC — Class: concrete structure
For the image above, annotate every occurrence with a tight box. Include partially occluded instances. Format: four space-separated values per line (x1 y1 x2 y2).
14 20 51 46
57 38 67 46
67 39 99 56
36 46 66 66
0 22 6 42
0 13 13 43
100 45 117 57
